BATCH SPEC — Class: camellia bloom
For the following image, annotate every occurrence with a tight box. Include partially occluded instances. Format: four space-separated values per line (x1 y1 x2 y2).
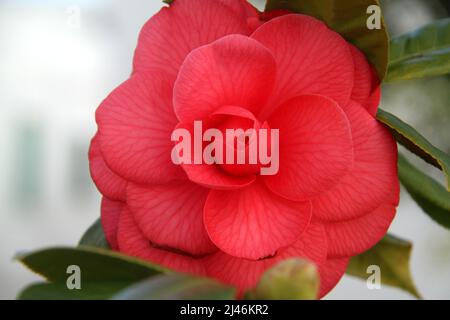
89 0 399 298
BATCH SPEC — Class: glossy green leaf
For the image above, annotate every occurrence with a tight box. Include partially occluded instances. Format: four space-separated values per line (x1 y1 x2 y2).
347 235 421 298
377 109 450 191
398 154 450 229
113 274 236 300
387 18 450 82
248 258 319 300
16 247 167 300
17 247 165 283
265 0 389 80
78 218 109 249
18 282 132 300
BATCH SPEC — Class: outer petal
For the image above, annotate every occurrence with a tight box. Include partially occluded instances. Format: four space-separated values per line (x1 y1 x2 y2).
117 206 206 276
133 0 251 81
127 181 217 255
324 204 397 258
204 222 327 291
204 252 274 295
89 135 128 201
350 45 372 106
173 35 276 122
260 9 291 21
366 85 381 117
204 179 312 260
263 95 353 201
101 197 124 250
312 101 399 221
96 72 185 186
251 14 354 119
350 44 381 117
219 0 259 19
281 222 328 267
318 258 350 298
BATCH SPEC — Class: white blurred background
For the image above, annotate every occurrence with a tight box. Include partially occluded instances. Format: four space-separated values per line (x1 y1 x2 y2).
0 0 449 300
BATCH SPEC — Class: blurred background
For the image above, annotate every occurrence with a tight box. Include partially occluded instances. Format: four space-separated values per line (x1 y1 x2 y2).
0 0 449 300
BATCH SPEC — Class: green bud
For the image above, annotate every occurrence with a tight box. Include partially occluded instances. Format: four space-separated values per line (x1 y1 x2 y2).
250 258 319 300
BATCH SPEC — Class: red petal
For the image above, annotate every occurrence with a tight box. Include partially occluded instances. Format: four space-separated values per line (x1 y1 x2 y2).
204 222 327 291
318 257 350 298
219 0 259 19
89 135 127 201
96 72 185 186
349 44 380 117
263 95 353 201
212 106 263 177
204 179 312 260
127 181 217 255
175 120 257 190
350 45 372 105
260 9 291 21
281 222 328 266
204 252 274 294
133 0 251 82
182 164 256 190
117 206 206 276
101 197 124 250
324 204 397 258
211 105 257 120
366 85 381 117
173 35 276 122
251 14 354 119
312 101 399 221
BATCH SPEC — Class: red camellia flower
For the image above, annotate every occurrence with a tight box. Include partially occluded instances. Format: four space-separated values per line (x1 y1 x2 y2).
89 0 399 298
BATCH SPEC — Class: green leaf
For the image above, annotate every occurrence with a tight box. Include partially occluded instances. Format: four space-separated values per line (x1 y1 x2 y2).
78 218 109 249
17 246 166 282
387 18 450 82
265 0 389 80
113 274 236 300
247 258 319 300
18 282 132 300
398 154 450 229
346 235 421 298
16 247 166 300
377 109 450 191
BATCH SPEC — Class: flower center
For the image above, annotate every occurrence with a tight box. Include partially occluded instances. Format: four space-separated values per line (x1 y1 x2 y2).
217 116 265 177
171 106 280 176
